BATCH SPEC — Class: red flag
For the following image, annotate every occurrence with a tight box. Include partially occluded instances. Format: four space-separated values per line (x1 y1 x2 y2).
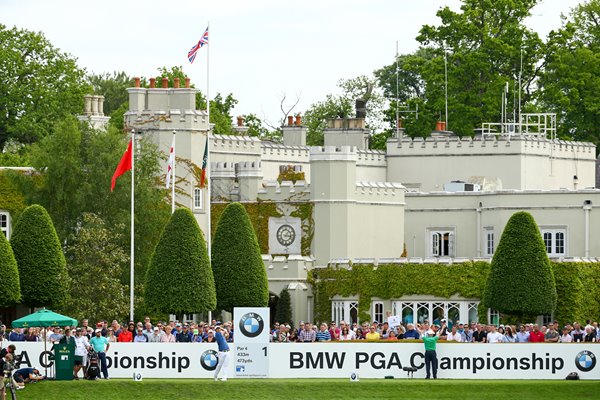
111 140 133 192
200 137 208 188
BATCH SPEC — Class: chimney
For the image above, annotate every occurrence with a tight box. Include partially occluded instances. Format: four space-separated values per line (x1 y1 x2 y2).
435 121 446 131
134 77 140 88
185 77 191 88
161 77 169 88
287 115 294 126
237 116 244 127
356 99 367 119
294 114 302 126
174 77 180 88
149 78 156 88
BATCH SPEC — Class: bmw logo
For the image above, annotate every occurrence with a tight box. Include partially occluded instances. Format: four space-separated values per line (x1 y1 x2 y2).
575 350 596 372
200 350 218 371
239 312 264 338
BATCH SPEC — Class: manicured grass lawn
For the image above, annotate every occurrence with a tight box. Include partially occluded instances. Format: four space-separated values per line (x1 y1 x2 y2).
14 378 600 400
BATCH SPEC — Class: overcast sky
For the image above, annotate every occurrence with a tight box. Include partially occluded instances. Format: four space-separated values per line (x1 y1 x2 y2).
1 0 583 127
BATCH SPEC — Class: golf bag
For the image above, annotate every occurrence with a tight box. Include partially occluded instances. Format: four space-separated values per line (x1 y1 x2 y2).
85 349 100 380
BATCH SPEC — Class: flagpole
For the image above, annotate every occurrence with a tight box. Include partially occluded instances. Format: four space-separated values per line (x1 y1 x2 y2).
130 129 135 321
172 130 176 214
206 21 213 324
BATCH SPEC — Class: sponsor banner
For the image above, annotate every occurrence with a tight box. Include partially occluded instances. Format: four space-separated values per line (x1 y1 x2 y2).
234 343 269 378
233 307 270 343
6 341 600 379
270 343 600 380
9 342 233 379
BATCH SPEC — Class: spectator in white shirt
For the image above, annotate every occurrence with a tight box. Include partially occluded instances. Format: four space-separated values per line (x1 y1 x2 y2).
560 327 573 343
445 326 463 342
486 325 504 343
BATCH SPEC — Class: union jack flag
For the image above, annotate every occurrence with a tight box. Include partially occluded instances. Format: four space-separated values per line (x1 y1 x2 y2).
188 27 209 64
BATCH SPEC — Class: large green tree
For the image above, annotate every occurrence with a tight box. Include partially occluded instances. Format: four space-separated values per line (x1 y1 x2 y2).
0 232 20 307
10 204 68 308
11 118 170 316
0 24 90 149
60 213 129 322
378 0 544 137
304 75 384 146
538 0 600 145
483 211 557 317
212 202 268 311
145 208 216 317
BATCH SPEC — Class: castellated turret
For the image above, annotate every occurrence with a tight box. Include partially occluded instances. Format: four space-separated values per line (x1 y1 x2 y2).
310 146 405 266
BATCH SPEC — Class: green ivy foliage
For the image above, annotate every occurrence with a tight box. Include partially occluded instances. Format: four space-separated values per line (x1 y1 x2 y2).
0 232 20 307
212 202 268 312
310 261 491 323
483 212 557 316
145 208 216 315
0 171 27 219
10 204 68 308
310 260 600 325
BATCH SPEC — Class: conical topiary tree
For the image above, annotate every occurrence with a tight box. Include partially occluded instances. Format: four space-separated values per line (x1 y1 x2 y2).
483 211 557 318
275 288 293 328
145 208 216 317
0 232 21 307
212 202 268 311
10 204 68 308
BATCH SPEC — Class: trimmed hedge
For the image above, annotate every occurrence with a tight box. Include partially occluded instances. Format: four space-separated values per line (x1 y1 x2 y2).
145 208 216 315
275 288 293 328
483 212 557 316
310 261 600 325
212 202 268 311
0 232 20 306
10 204 68 308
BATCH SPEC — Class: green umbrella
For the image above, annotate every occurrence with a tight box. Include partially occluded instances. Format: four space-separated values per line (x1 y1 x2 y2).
11 309 77 328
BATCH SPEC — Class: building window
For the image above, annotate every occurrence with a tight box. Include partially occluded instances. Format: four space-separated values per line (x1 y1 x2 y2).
391 300 480 327
541 314 553 326
488 309 500 326
0 212 9 239
193 188 203 210
373 302 384 324
484 228 494 257
540 228 567 257
428 228 455 257
331 301 359 325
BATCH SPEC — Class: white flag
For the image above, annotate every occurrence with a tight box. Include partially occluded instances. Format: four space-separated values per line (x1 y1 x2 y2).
165 135 175 188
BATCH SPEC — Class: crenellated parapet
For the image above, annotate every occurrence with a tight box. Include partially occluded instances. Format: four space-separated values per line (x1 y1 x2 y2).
258 180 310 202
211 134 262 156
354 181 405 203
309 145 358 161
356 149 386 167
388 135 595 159
263 254 314 280
261 142 310 162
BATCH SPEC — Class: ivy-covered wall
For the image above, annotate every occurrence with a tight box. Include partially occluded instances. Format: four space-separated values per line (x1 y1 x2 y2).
310 261 600 325
211 201 314 256
0 171 27 223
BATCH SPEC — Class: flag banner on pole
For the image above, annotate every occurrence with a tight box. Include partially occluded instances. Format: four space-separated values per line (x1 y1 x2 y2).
200 137 209 188
111 140 133 192
166 135 175 189
188 27 209 64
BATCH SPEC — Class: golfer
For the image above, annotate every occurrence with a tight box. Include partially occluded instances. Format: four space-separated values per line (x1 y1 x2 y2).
213 326 230 381
423 324 442 379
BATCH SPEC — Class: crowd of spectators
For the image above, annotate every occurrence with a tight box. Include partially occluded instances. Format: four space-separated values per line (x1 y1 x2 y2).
0 317 235 344
2 317 600 345
269 319 600 343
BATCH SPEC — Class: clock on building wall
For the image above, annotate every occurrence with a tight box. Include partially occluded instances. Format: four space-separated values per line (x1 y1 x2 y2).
276 224 296 247
268 217 301 254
